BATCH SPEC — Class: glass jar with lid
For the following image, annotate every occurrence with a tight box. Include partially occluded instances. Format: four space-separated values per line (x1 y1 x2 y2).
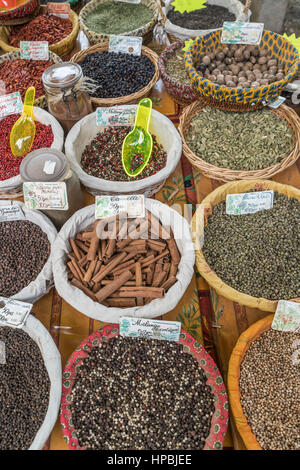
20 148 84 230
42 62 92 133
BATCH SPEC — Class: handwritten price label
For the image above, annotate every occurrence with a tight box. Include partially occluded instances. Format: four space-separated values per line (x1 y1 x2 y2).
0 205 25 222
23 182 68 211
221 22 264 45
47 2 70 18
226 191 274 215
0 297 32 328
120 317 181 341
272 301 300 333
95 195 145 219
0 92 22 119
20 41 49 60
109 35 142 56
96 106 136 126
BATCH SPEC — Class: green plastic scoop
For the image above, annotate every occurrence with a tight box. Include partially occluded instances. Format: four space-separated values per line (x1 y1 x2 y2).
10 86 36 157
122 98 153 177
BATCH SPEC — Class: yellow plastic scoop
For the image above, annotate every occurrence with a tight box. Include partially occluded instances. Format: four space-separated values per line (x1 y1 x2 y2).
10 86 36 157
122 98 153 177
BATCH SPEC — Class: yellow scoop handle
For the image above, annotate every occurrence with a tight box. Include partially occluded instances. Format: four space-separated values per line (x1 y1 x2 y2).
10 86 36 157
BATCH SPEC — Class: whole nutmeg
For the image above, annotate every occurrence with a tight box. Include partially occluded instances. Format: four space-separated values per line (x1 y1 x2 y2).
276 72 285 80
246 71 256 82
243 49 251 60
263 72 270 79
243 80 251 88
231 44 239 52
259 79 269 85
253 70 263 79
253 63 261 70
222 46 229 55
245 61 253 70
250 56 257 64
269 66 278 74
261 64 268 72
216 74 225 84
229 64 240 75
268 74 276 82
258 56 267 65
238 70 246 78
232 76 238 84
226 48 234 58
226 80 236 87
251 81 260 88
202 55 211 65
218 63 226 72
259 48 268 57
268 59 277 67
215 51 225 61
215 60 222 66
238 76 246 83
213 68 221 76
224 57 232 65
234 48 244 61
249 46 259 56
223 70 231 76
209 63 216 72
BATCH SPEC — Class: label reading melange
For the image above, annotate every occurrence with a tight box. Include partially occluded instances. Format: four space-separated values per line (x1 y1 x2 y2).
0 205 25 222
109 35 142 56
226 190 274 215
272 300 300 333
221 22 264 45
0 92 22 119
120 317 181 341
23 182 69 211
96 106 136 127
0 297 32 328
95 195 145 219
20 41 49 60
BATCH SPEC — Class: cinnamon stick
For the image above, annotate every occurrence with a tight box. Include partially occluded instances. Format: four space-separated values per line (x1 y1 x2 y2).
95 270 133 303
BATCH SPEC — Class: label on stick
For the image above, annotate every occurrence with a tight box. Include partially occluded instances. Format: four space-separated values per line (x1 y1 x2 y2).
23 182 69 211
0 92 22 119
96 106 136 127
20 41 49 60
109 35 142 56
0 205 25 222
95 195 145 219
226 190 274 215
120 317 181 341
221 22 264 45
47 2 70 18
272 300 300 333
0 297 32 328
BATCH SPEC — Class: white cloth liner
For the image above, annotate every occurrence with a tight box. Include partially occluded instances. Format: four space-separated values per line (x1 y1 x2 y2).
0 200 57 303
2 315 62 450
64 106 182 195
163 0 251 41
0 107 64 193
52 199 195 323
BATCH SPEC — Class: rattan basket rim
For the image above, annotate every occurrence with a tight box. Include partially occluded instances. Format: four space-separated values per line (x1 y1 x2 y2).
178 100 300 182
0 6 79 55
71 42 160 107
0 0 37 17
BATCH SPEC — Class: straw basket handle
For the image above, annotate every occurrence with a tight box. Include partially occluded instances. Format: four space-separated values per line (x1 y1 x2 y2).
155 0 167 25
243 0 251 15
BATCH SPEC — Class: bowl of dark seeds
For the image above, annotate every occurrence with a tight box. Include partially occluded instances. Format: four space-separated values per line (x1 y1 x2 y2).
0 315 61 449
60 324 228 450
191 180 300 312
228 314 300 450
71 42 159 108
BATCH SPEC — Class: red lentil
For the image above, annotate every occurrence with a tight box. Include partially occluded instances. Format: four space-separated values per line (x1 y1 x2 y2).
0 59 54 99
9 14 73 47
0 114 54 181
81 127 167 181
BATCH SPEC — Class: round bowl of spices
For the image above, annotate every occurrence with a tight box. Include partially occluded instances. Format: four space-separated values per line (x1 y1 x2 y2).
0 106 64 199
184 30 299 108
228 314 300 450
71 42 159 108
65 106 182 197
61 323 228 450
0 49 62 108
0 315 61 450
158 39 199 107
191 180 300 312
78 0 159 46
179 101 300 182
163 0 251 42
0 201 57 304
0 0 39 26
0 6 79 57
52 200 195 323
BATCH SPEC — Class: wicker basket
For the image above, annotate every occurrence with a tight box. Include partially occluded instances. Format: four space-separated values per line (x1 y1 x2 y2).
0 49 62 108
191 180 300 312
178 101 300 182
0 6 79 57
185 29 299 107
0 0 39 23
228 314 274 450
71 42 160 108
78 0 159 46
158 39 199 106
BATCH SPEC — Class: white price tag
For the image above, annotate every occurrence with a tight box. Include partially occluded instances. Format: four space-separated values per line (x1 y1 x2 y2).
20 41 49 60
0 297 32 328
96 106 136 127
226 191 274 215
0 205 25 222
109 35 142 56
23 182 69 210
0 92 23 119
47 2 70 18
120 317 181 341
95 195 145 219
272 301 300 333
43 160 56 175
221 22 264 45
268 96 286 109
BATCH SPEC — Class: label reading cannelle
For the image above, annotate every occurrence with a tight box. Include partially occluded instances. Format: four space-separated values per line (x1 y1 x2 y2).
226 190 274 215
221 22 264 45
120 317 181 341
20 41 49 60
109 35 142 56
96 106 136 127
272 301 300 333
23 182 69 211
0 205 25 222
95 195 145 219
47 2 70 18
0 297 32 328
0 92 22 119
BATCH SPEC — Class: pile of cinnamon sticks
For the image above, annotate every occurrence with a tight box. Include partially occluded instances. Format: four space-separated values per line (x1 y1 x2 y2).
66 210 181 308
